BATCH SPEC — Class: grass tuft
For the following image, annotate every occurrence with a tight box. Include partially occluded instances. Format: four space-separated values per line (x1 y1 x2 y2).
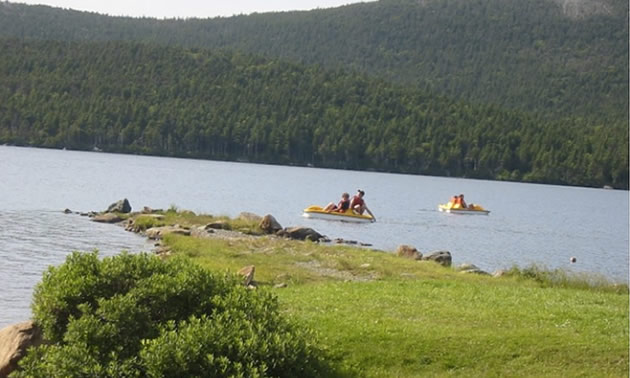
505 264 629 293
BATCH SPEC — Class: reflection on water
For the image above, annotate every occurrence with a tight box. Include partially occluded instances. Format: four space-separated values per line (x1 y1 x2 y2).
0 145 628 327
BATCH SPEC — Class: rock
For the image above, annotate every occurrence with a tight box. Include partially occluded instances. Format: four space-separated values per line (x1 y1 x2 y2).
205 221 232 230
456 263 479 272
0 321 43 377
106 198 132 213
396 245 423 260
360 263 371 268
144 214 165 220
456 263 489 275
333 238 358 245
125 214 165 233
190 226 214 238
63 208 72 214
274 283 288 289
259 214 282 234
238 265 255 286
492 269 507 277
422 251 452 267
124 219 134 231
460 269 490 275
239 212 262 222
277 226 324 241
154 245 172 257
145 225 191 240
91 213 123 223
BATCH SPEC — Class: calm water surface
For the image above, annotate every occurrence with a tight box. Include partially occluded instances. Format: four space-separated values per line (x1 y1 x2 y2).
1 145 628 327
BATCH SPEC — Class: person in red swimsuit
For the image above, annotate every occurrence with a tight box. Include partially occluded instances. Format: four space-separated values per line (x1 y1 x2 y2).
350 189 376 222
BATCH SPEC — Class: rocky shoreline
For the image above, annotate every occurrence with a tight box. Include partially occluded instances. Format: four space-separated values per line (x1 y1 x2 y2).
0 198 497 376
82 199 496 275
74 198 501 274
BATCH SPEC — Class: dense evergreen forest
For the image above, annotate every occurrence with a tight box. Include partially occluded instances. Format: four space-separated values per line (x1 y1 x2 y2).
0 0 627 123
1 40 626 188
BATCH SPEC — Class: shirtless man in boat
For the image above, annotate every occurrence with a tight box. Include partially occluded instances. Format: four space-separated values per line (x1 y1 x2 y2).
351 189 376 222
456 194 468 208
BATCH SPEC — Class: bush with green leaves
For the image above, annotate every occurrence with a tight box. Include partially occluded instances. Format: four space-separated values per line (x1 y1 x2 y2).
14 251 333 377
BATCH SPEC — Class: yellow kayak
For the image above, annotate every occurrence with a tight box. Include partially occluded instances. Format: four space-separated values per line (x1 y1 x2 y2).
438 202 490 215
303 205 375 223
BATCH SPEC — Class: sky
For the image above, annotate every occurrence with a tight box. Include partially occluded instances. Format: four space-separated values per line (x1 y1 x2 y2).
14 1 372 19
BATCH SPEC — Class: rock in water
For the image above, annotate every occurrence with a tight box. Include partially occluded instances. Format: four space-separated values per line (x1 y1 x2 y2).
106 198 132 213
91 213 123 223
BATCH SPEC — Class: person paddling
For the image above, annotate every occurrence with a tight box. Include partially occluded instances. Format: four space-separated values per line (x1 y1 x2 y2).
350 189 376 222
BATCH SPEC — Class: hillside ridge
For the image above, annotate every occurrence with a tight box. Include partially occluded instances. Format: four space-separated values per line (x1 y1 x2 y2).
0 0 626 123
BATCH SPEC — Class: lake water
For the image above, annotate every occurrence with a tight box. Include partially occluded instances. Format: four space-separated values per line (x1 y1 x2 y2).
1 145 628 327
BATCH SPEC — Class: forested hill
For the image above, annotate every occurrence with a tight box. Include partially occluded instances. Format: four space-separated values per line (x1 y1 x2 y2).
0 0 627 124
1 40 627 188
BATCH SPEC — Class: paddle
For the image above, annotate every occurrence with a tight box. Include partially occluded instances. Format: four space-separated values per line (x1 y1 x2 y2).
365 207 376 223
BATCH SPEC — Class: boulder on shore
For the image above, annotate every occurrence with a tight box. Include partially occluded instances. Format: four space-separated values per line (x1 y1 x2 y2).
91 213 123 223
396 245 423 260
106 198 132 213
145 225 191 240
277 226 324 242
0 321 43 377
238 265 256 286
456 263 490 275
259 214 282 234
422 251 452 267
239 212 262 222
205 221 232 230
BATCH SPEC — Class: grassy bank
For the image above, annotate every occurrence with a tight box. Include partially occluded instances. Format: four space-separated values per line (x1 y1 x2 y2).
147 211 628 377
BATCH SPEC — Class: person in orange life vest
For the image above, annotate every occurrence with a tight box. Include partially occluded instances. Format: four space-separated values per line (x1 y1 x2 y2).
450 195 458 206
350 189 376 222
323 192 350 213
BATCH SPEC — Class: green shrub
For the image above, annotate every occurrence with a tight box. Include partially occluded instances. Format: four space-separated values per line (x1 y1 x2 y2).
15 251 333 377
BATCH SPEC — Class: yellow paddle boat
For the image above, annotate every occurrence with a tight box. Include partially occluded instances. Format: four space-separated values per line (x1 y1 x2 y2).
303 205 375 223
438 202 490 215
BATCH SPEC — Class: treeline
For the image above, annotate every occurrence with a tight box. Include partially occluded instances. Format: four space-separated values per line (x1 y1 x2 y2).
0 0 627 123
0 39 626 188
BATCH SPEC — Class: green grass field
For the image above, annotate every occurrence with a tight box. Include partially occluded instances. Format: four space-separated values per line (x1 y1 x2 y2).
152 212 628 377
